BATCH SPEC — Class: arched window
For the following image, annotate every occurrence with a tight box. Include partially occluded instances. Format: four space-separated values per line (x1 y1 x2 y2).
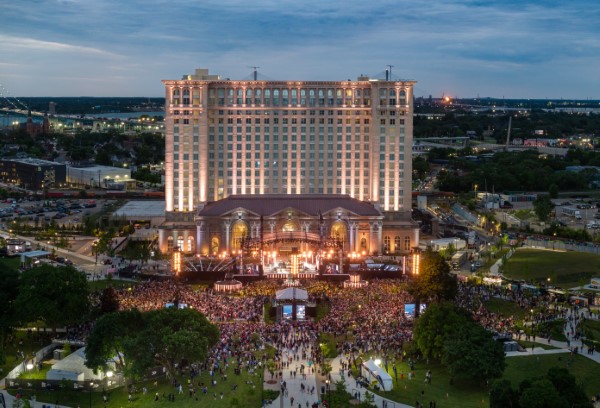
211 237 220 255
360 237 367 250
384 236 391 254
330 221 347 247
187 236 194 252
177 236 184 251
394 236 401 253
167 236 174 251
231 221 248 250
404 236 411 251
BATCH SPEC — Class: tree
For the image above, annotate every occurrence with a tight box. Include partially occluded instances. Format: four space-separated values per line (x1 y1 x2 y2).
85 309 143 376
409 249 457 304
442 320 505 383
413 302 469 360
545 367 591 407
533 195 555 222
490 379 519 408
548 183 559 199
98 286 120 315
15 265 90 331
0 264 20 364
85 308 219 381
519 379 568 408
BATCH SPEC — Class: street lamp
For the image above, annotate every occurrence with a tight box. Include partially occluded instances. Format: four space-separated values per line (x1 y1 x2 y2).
326 379 331 408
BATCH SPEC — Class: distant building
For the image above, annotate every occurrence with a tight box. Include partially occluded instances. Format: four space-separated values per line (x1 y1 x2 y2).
19 110 50 137
0 158 66 190
66 165 133 189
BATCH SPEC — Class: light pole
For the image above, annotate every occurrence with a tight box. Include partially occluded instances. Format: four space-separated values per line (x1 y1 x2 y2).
326 379 331 408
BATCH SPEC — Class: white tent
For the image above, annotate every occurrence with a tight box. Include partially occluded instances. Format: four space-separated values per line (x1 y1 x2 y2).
275 287 308 301
47 347 113 382
362 359 393 391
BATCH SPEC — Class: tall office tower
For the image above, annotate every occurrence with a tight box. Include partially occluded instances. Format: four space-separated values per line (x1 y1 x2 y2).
160 68 417 255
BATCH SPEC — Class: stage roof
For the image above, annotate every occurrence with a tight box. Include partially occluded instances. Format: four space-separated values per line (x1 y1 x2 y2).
275 287 308 301
198 194 382 217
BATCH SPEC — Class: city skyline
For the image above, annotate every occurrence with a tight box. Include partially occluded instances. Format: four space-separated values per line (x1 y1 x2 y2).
1 0 599 99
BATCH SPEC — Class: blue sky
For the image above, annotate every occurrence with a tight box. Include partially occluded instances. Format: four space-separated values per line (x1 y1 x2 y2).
1 0 599 98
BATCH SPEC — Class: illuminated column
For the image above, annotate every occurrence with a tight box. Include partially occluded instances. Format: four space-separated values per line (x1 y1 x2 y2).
224 220 231 253
369 222 376 255
350 221 360 252
376 222 383 254
196 221 204 256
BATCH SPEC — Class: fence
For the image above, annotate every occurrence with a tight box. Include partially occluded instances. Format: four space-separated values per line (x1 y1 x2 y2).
524 238 600 255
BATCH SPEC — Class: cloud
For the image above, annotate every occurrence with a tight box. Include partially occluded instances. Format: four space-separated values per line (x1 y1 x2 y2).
1 0 599 97
0 35 121 58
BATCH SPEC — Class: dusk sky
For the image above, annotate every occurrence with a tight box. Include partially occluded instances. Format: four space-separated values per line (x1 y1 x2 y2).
1 0 599 98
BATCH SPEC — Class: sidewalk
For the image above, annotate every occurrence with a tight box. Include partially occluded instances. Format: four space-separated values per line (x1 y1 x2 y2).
264 344 321 408
328 355 413 408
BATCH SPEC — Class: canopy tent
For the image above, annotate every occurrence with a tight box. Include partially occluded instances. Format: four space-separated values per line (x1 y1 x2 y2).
275 287 308 301
362 359 393 391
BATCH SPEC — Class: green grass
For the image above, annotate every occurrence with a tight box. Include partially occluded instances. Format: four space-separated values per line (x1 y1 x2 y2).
374 353 600 407
316 301 331 322
0 330 52 380
19 364 51 380
318 333 341 359
504 354 600 398
375 360 489 408
87 278 137 292
504 248 600 288
10 356 269 408
533 319 567 342
581 319 600 347
483 297 528 320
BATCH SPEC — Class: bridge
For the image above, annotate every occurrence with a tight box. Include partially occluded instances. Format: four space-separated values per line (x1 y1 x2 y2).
474 143 568 156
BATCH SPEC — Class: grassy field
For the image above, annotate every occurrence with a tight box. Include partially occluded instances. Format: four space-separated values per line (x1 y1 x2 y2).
87 278 137 292
504 354 600 397
483 297 528 320
373 353 600 407
10 352 273 408
503 248 600 288
377 359 489 408
581 319 600 347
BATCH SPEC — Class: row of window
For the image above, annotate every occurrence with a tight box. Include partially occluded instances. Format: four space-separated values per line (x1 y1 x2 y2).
171 87 408 108
383 236 412 252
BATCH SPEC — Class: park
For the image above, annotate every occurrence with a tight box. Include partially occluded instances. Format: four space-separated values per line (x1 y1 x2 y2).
0 246 599 408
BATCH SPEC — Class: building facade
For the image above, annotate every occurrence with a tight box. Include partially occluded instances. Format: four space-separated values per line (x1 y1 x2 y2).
0 158 66 190
160 68 418 255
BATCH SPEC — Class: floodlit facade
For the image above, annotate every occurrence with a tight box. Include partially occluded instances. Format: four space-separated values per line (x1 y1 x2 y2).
160 68 418 255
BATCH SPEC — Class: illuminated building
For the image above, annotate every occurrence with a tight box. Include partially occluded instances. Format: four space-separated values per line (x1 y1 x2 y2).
159 68 418 256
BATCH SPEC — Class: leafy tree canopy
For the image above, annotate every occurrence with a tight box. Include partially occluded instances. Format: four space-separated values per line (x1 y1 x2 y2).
15 265 90 330
409 249 457 304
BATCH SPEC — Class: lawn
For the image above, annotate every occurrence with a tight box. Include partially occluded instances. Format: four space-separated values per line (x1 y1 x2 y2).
10 354 272 408
483 297 528 320
0 330 53 380
581 319 600 347
503 248 600 288
87 278 137 292
373 353 600 407
374 359 489 408
504 354 600 398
